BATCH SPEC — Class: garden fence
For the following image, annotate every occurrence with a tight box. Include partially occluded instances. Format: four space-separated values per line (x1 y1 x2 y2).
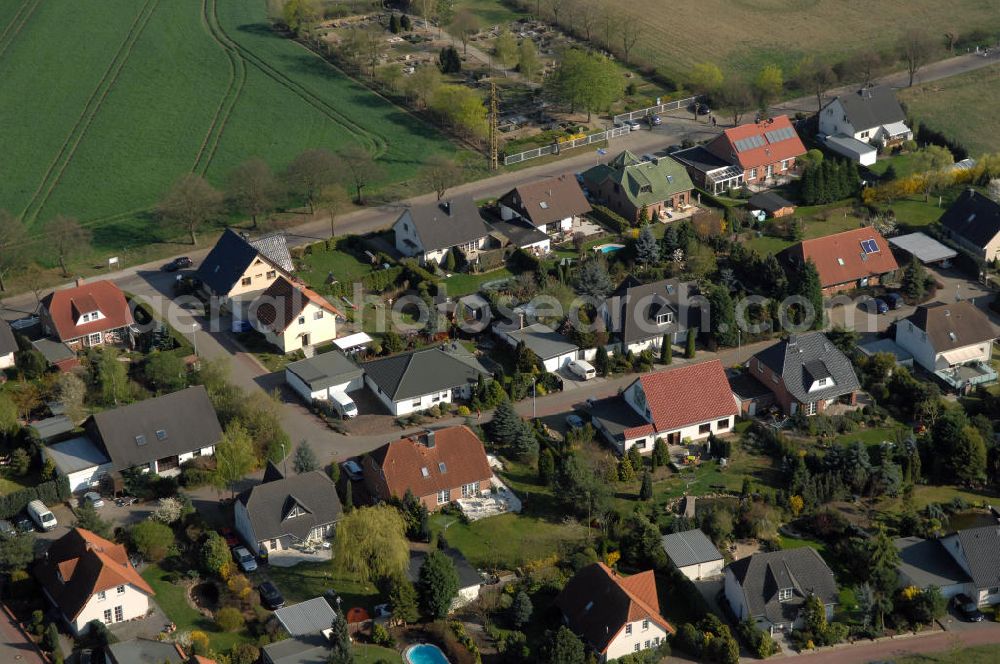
503 125 633 166
613 96 698 124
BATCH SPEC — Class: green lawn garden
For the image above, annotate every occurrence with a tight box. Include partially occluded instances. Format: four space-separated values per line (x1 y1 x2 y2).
264 561 382 613
431 511 589 569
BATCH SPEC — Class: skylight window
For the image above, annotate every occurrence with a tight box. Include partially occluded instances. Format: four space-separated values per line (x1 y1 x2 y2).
155 429 167 441
837 258 845 266
539 201 549 209
420 467 429 478
439 462 447 473
860 239 879 254
135 435 147 446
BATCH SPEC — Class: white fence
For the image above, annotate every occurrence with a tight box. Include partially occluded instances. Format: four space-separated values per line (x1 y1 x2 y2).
503 125 633 166
613 96 697 124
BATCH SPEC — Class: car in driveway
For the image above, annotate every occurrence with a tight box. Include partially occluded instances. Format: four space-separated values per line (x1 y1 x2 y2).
566 414 585 430
82 492 104 509
954 593 984 622
162 256 193 272
648 114 662 126
688 102 711 115
258 581 285 609
342 460 363 481
14 515 33 533
219 527 240 547
232 546 258 573
885 292 904 309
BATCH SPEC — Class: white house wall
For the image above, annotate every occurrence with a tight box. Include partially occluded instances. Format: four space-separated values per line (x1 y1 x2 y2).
263 301 339 354
286 369 363 403
0 352 13 370
394 211 423 257
71 584 150 635
603 619 668 661
64 463 113 494
365 374 469 416
176 446 215 467
677 558 724 581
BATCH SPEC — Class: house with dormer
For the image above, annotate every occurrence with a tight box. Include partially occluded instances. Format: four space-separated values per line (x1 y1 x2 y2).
704 115 806 188
392 197 494 266
194 229 294 312
781 226 899 295
250 276 344 354
819 85 912 151
724 548 839 635
599 277 701 354
35 528 156 635
498 174 592 236
749 332 861 416
39 279 135 351
235 462 342 562
937 188 1000 263
581 151 694 222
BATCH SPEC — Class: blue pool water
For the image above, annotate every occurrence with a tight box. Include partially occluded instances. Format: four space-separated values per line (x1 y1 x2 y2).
598 244 624 253
405 644 451 664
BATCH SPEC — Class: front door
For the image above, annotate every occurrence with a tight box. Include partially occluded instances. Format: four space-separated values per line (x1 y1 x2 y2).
667 431 681 445
301 333 311 347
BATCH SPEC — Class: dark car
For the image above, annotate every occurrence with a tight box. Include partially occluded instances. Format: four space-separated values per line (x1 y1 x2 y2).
885 292 904 309
864 298 889 314
648 114 662 126
688 102 710 115
162 256 193 272
954 593 984 622
258 581 285 610
15 515 33 533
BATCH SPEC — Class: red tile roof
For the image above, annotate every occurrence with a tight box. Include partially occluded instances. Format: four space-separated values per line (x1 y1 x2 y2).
40 280 134 343
708 115 806 170
253 276 343 332
786 227 899 288
634 360 738 434
35 528 154 620
368 426 493 501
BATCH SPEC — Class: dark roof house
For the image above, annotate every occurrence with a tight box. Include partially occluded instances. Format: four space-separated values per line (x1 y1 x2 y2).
945 526 1000 593
196 229 293 296
938 189 1000 261
363 344 488 403
751 332 861 414
661 529 724 570
749 191 796 217
0 318 16 359
894 536 972 591
725 548 838 629
904 302 997 353
835 85 907 133
393 198 493 255
498 174 592 228
602 277 701 349
236 463 342 547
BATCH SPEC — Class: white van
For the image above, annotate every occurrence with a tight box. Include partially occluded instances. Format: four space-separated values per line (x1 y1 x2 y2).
330 391 358 419
27 500 57 531
568 359 596 381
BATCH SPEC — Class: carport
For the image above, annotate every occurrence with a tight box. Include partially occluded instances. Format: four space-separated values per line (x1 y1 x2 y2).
889 232 958 266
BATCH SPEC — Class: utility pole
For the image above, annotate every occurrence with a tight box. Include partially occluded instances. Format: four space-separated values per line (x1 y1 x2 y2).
489 81 499 171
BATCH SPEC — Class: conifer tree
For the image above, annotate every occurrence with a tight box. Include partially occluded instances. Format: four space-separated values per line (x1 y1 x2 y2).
685 328 697 358
639 471 653 501
659 334 672 364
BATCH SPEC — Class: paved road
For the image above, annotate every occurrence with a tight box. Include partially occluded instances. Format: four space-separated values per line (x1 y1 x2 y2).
0 606 46 664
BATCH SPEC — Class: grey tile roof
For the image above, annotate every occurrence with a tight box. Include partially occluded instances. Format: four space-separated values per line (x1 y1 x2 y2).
408 548 483 590
31 338 76 364
107 639 185 664
906 301 998 352
274 597 338 637
87 386 223 472
589 396 649 442
0 318 16 356
955 526 1000 590
237 466 342 542
834 85 906 131
362 344 488 401
499 323 578 360
604 278 700 345
286 351 363 392
45 436 110 475
250 233 294 273
262 635 332 664
939 189 1000 249
753 332 861 404
894 536 971 589
728 372 774 401
398 197 493 253
195 229 290 295
29 415 75 441
487 216 551 248
749 191 795 214
661 529 723 568
726 547 838 625
670 145 733 173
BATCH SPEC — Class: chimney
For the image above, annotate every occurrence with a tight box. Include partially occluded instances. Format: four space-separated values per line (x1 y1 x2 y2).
76 277 84 287
518 312 525 330
442 201 452 216
788 335 797 347
425 430 436 448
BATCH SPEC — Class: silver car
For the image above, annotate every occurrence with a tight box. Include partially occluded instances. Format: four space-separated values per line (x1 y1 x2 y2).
233 546 258 573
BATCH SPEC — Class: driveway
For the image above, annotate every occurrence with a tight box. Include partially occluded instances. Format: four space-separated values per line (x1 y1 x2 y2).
0 605 46 664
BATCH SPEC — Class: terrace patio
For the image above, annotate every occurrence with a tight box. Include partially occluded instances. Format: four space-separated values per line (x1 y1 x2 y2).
268 540 333 567
456 476 522 521
936 361 998 392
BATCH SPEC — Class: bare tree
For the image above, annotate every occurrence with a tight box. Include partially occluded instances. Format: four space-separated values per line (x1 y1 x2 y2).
420 155 463 201
852 49 883 88
361 27 386 80
44 214 92 276
899 29 936 87
619 22 641 65
943 30 959 53
798 57 837 112
573 0 596 42
0 210 27 291
600 5 620 53
157 174 224 246
448 9 479 55
317 184 350 238
226 158 277 228
284 148 339 214
720 78 755 127
545 0 566 24
416 0 437 29
339 145 385 205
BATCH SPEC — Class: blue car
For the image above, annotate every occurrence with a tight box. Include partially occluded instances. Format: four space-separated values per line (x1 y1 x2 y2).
869 298 889 314
885 293 904 309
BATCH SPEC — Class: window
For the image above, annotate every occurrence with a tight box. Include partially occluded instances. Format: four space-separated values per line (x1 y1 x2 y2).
116 585 125 595
837 257 845 266
403 223 408 231
114 605 124 622
438 462 447 474
462 482 479 497
860 130 870 139
270 539 278 550
778 588 793 602
716 418 730 430
653 637 660 645
314 311 324 320
625 624 632 635
436 489 450 504
97 591 107 601
135 435 147 446
642 619 649 630
103 609 112 624
412 399 422 407
816 378 828 387
155 429 167 441
298 316 305 325
655 312 673 325
633 644 640 653
634 439 647 450
421 467 430 477
804 401 817 416
255 273 263 279
241 277 252 286
266 270 276 279
644 640 650 648
88 332 102 346
771 374 779 384
699 423 711 434
990 587 1000 595
749 168 757 179
781 159 789 170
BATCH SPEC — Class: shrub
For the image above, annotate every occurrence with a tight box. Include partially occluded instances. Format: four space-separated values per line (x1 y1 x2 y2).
189 630 210 655
129 520 175 562
590 204 628 233
229 643 260 664
372 622 394 647
215 606 246 632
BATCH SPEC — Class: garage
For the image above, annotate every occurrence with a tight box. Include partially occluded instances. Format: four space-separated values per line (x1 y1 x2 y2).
44 436 113 493
285 350 365 403
661 528 725 580
494 322 581 373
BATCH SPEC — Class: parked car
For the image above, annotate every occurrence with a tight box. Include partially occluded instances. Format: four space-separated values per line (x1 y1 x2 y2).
626 119 641 130
566 414 585 430
567 360 596 381
219 527 240 547
14 515 33 533
10 316 38 330
872 298 889 314
82 492 104 509
162 256 193 272
232 546 258 573
0 519 16 538
648 114 662 126
258 581 285 610
342 460 363 481
885 292 904 309
688 102 710 115
954 593 984 622
27 499 57 531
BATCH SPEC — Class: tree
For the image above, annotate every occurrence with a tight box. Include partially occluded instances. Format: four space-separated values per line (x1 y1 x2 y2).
285 148 340 213
652 438 669 467
547 49 622 121
493 29 518 70
56 372 87 424
289 440 318 474
899 29 936 87
511 590 533 628
639 471 653 501
318 184 350 238
575 259 612 299
327 609 354 664
420 155 463 201
685 327 696 358
159 174 224 246
213 422 256 500
594 345 609 376
389 13 401 34
418 549 459 619
339 145 384 205
402 65 442 109
900 257 928 302
798 57 837 112
794 259 824 330
226 158 277 228
753 65 783 108
200 532 232 577
720 78 755 126
518 38 541 82
707 284 737 347
448 9 479 54
549 625 585 664
439 45 462 73
143 351 187 392
539 447 556 484
634 224 659 265
130 520 174 562
95 348 129 406
44 214 92 277
618 22 641 65
74 502 112 539
401 14 412 31
282 0 319 34
660 334 672 364
489 399 523 445
689 62 724 104
334 505 409 582
387 573 419 623
0 531 35 574
430 85 488 140
0 210 27 291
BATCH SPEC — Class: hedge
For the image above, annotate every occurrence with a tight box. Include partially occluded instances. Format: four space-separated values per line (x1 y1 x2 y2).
402 260 440 288
0 476 71 519
589 205 629 233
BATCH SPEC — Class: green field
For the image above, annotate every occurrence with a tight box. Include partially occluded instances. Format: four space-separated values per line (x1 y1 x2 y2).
900 64 1000 158
0 0 456 258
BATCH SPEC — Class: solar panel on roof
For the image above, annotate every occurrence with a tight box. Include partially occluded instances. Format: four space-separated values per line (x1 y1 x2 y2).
860 239 880 254
734 135 766 152
765 126 795 143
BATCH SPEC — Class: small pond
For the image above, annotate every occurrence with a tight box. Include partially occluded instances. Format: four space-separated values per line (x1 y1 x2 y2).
191 582 220 612
947 510 998 531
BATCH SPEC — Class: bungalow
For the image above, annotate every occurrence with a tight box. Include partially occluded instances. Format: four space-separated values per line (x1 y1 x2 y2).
895 301 997 392
362 344 489 416
250 276 343 354
599 277 701 354
35 528 155 635
39 280 135 351
0 318 15 369
749 332 861 416
661 529 724 580
894 536 972 600
581 151 694 222
497 174 592 236
493 321 584 372
408 548 484 610
554 562 674 662
819 85 912 151
285 350 364 403
590 360 739 456
235 462 342 562
781 226 899 295
194 229 294 311
724 548 839 635
937 189 1000 263
393 198 494 267
363 426 494 512
705 115 806 188
939 526 1000 606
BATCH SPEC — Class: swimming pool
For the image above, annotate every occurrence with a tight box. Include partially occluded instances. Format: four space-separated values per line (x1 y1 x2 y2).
404 644 451 664
594 243 625 254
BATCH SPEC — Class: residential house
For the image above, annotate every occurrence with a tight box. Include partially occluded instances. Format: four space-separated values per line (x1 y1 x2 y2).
363 426 493 512
251 276 343 353
748 191 796 218
590 360 739 456
937 188 1000 263
194 229 293 311
661 529 724 580
940 526 1000 606
362 344 489 416
749 332 861 416
670 145 745 195
599 277 701 354
39 280 135 350
408 548 484 610
724 548 839 635
493 321 585 372
262 635 334 664
554 562 674 662
106 639 187 664
781 226 899 295
274 596 339 637
498 174 592 236
581 151 694 222
35 528 155 635
728 370 776 417
894 536 972 600
44 436 114 493
895 301 997 391
285 350 364 403
704 115 806 188
393 198 494 266
819 85 912 152
235 462 342 561
0 318 15 369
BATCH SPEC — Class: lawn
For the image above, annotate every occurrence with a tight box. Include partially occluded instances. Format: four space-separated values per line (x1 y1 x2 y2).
355 645 403 663
896 646 1000 664
777 534 827 558
296 245 378 290
831 424 908 448
455 0 526 26
440 268 513 297
900 64 1000 158
264 561 383 613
